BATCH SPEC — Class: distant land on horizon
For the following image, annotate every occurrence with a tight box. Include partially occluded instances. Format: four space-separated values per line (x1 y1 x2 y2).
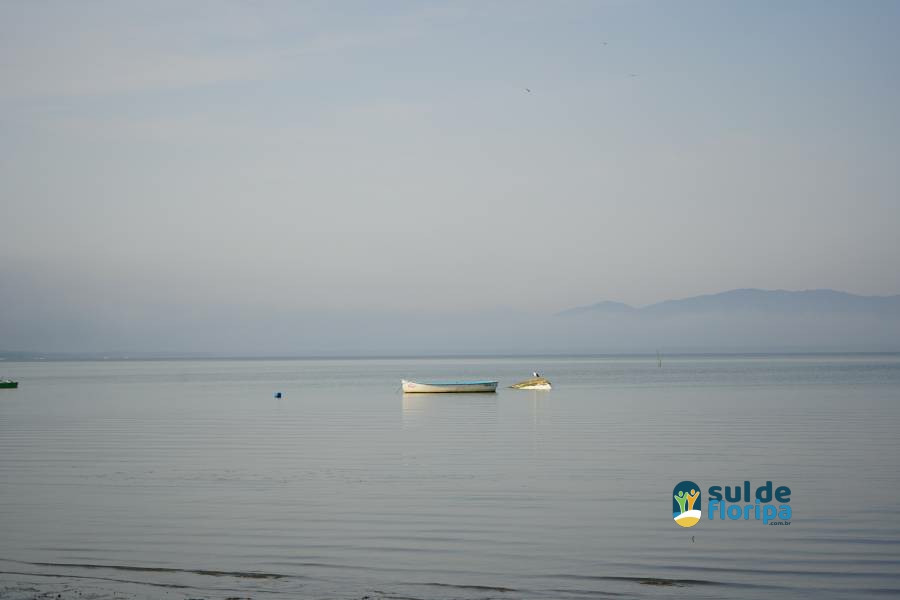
545 288 900 355
2 350 900 362
558 288 900 317
2 288 900 357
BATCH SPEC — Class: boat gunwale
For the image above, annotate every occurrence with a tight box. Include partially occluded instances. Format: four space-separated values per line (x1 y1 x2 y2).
402 379 498 386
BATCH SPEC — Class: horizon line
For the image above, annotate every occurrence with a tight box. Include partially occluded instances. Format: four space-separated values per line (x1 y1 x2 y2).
3 350 900 363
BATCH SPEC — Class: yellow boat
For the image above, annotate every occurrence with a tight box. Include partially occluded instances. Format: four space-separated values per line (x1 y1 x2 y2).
510 375 551 390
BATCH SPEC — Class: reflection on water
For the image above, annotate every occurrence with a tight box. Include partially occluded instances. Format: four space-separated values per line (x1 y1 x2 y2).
401 393 498 429
1 355 900 599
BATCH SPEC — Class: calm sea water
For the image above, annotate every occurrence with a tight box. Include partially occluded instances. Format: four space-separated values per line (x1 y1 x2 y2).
1 355 899 599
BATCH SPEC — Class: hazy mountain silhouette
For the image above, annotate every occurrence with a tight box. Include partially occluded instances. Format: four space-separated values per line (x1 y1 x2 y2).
548 289 900 354
558 289 900 317
2 288 900 357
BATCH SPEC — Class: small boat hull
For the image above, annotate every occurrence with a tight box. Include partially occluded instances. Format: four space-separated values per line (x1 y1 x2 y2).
402 379 498 393
510 377 552 390
0 380 18 389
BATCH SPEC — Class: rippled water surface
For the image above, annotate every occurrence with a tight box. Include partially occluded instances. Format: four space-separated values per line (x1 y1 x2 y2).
1 355 899 599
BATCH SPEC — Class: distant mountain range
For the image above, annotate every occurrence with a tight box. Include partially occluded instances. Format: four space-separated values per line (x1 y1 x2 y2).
2 288 899 357
558 289 900 318
544 289 900 353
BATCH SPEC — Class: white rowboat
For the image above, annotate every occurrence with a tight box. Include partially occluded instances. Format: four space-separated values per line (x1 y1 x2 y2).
401 379 498 393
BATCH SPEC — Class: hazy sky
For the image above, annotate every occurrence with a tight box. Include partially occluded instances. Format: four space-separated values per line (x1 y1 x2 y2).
2 1 900 349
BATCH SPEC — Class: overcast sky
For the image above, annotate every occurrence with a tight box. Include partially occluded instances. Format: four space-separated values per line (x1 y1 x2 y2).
2 1 900 351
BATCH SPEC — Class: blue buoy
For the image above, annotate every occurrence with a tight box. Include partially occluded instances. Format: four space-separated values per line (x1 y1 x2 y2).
274 392 282 398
